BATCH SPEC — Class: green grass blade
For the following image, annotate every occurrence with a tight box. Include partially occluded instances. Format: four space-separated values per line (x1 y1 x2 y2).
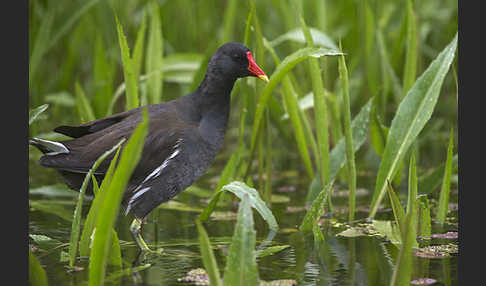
300 15 330 185
418 154 458 194
243 0 256 45
280 71 314 178
146 1 163 104
406 152 418 247
198 190 225 222
93 35 114 118
338 46 357 222
248 47 342 175
417 195 431 238
361 0 379 98
68 138 125 268
390 224 415 284
91 174 99 196
80 146 122 256
29 104 49 126
436 128 454 223
133 11 147 86
223 194 259 286
115 14 139 110
222 0 238 43
402 0 418 98
391 5 409 72
326 91 343 146
263 39 318 176
328 99 371 179
312 217 325 242
299 181 334 233
264 111 273 204
253 10 267 189
196 219 223 286
75 82 96 122
214 150 241 193
108 230 122 268
407 152 418 216
29 249 48 286
386 180 406 236
390 184 417 286
376 29 402 113
370 98 389 156
29 7 55 89
306 99 372 204
47 0 100 52
369 34 457 218
88 109 148 286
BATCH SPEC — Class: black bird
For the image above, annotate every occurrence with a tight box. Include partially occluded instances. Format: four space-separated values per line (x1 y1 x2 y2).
30 42 269 252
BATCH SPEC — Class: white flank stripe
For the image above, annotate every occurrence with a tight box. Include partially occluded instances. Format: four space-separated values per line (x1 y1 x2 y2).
125 187 151 215
124 138 183 215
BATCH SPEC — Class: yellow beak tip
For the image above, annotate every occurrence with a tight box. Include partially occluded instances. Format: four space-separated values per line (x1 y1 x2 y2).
258 75 270 83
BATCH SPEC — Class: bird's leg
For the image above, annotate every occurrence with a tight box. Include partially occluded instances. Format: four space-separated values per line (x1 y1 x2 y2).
129 218 163 254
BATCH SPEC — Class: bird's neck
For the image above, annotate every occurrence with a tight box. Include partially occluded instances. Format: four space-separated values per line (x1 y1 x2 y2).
196 73 236 106
182 73 236 146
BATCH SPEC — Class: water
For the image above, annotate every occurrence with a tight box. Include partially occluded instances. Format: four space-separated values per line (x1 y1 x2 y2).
28 159 458 286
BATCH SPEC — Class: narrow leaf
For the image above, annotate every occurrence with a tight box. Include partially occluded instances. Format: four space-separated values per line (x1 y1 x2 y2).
417 195 431 238
75 82 96 123
115 14 139 110
300 181 334 232
222 0 238 43
402 0 418 97
196 220 223 286
108 230 122 268
145 1 163 104
386 180 406 236
88 109 148 286
68 138 125 268
29 250 48 286
369 34 457 218
390 198 416 285
418 154 458 194
29 8 55 88
436 128 454 223
223 194 259 285
300 15 329 184
93 35 114 118
338 46 357 222
306 99 372 204
80 146 122 256
249 47 342 174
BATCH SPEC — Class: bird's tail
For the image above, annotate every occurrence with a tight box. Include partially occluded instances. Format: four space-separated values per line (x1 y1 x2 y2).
29 138 69 156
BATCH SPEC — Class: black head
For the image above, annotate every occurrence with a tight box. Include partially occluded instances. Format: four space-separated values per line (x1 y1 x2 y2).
208 42 268 82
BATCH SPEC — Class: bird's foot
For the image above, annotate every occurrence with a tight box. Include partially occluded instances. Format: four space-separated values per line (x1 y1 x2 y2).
130 218 163 255
140 245 164 255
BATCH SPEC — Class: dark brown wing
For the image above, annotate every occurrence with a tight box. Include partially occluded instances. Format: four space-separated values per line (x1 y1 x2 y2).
53 107 141 138
38 104 188 192
39 109 144 174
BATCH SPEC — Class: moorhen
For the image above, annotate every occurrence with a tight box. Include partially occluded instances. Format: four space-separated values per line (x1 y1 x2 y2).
30 42 269 252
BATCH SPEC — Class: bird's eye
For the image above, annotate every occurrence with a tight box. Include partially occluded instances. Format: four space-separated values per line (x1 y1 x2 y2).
233 54 243 61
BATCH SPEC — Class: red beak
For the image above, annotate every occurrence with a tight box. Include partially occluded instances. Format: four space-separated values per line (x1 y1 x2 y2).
246 51 269 82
